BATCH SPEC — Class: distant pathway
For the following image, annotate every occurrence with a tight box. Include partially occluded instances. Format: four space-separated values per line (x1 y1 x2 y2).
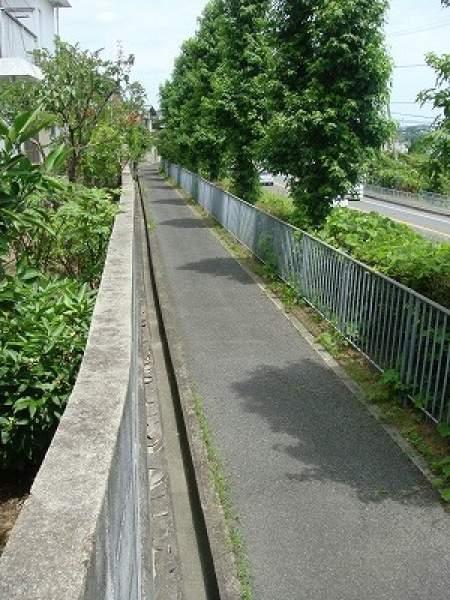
141 163 450 600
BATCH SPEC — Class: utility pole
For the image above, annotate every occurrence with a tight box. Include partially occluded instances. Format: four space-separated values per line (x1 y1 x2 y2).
387 102 398 157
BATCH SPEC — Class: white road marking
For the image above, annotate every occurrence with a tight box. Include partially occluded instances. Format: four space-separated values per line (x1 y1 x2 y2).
351 206 450 240
362 198 450 225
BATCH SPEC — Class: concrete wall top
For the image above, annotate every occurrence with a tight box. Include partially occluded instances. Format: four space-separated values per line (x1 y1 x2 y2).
0 170 137 599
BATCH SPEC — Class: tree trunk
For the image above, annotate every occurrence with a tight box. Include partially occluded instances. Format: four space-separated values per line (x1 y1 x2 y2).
67 152 79 182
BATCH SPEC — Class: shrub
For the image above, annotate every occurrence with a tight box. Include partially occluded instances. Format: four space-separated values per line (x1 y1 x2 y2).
10 184 118 287
318 210 450 307
0 267 95 469
256 189 295 222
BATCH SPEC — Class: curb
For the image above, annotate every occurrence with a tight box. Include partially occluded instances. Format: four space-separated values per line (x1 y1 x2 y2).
139 176 242 600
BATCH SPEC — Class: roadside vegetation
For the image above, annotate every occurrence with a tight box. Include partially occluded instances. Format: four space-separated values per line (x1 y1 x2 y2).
368 11 450 197
242 187 450 309
0 42 152 548
159 0 392 226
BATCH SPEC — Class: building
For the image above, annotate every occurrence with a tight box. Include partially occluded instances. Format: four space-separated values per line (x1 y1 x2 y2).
0 0 70 80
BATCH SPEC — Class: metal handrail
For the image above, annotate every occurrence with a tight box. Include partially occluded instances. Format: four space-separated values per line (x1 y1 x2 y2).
165 161 450 425
365 183 450 210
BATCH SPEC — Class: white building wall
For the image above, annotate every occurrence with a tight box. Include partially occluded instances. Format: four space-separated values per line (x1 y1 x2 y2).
37 0 55 51
2 0 56 51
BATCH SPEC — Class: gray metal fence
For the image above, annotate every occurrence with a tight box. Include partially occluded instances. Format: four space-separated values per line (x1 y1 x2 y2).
365 184 450 212
164 162 450 425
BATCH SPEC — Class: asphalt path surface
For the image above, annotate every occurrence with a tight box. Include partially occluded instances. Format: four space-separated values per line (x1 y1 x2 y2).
271 177 450 242
142 164 450 600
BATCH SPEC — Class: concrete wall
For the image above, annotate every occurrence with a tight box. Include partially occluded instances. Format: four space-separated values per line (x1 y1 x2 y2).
0 170 151 600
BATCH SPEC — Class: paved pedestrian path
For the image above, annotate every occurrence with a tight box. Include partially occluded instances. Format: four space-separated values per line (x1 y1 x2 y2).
140 164 450 600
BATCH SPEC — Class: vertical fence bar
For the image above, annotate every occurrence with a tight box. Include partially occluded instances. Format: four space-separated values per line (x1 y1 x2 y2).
167 162 450 424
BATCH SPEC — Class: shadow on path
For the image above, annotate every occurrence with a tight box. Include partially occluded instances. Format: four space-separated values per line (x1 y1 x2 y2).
160 218 207 229
178 257 254 285
150 197 184 206
232 360 436 507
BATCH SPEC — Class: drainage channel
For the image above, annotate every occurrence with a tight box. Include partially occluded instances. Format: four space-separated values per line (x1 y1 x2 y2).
137 174 220 600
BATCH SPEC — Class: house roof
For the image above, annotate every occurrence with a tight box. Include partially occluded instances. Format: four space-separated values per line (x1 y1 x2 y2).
0 58 43 81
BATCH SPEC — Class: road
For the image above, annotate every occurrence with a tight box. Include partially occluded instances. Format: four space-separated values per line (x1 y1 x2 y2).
142 164 450 600
349 197 450 242
272 178 450 242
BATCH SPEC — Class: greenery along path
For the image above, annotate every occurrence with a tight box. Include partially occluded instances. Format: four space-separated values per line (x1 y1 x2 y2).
141 165 450 600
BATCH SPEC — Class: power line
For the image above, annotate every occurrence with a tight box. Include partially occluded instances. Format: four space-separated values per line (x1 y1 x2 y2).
390 19 450 37
394 64 428 69
391 112 435 120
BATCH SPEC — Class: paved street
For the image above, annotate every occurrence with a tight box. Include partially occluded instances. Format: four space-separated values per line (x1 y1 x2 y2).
349 197 450 242
272 177 450 242
141 164 450 600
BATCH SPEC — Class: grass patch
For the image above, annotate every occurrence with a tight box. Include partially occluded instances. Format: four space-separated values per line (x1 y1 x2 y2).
256 189 295 222
193 394 253 600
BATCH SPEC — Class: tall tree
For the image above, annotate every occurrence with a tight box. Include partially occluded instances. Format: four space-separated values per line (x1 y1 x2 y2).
159 0 226 180
418 53 450 194
265 0 391 226
212 0 270 202
35 40 133 181
417 1 450 194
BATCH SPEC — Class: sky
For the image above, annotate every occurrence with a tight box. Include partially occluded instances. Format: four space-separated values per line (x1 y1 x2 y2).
60 0 450 125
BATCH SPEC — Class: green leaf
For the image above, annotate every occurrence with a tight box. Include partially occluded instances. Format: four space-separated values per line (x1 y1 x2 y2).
42 144 70 174
440 488 450 502
437 423 450 439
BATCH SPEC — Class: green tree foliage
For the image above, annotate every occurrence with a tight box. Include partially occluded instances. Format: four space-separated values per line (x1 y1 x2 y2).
159 0 226 180
418 53 450 195
213 0 270 202
159 0 270 201
0 81 36 124
35 40 134 181
264 0 391 226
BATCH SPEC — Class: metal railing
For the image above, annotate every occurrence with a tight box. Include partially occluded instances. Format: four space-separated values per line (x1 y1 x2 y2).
164 161 450 425
0 8 37 61
365 184 450 212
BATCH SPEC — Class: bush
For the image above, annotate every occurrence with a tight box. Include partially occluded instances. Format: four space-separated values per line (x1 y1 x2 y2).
10 184 118 287
0 267 95 469
366 152 428 193
318 210 450 307
256 189 295 222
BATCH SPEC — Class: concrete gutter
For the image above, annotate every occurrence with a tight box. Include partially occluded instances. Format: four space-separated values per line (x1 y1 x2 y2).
142 214 241 599
0 169 151 600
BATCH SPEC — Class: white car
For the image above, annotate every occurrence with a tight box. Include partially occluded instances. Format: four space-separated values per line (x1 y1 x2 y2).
259 171 274 186
333 183 365 207
332 196 349 208
347 183 364 201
